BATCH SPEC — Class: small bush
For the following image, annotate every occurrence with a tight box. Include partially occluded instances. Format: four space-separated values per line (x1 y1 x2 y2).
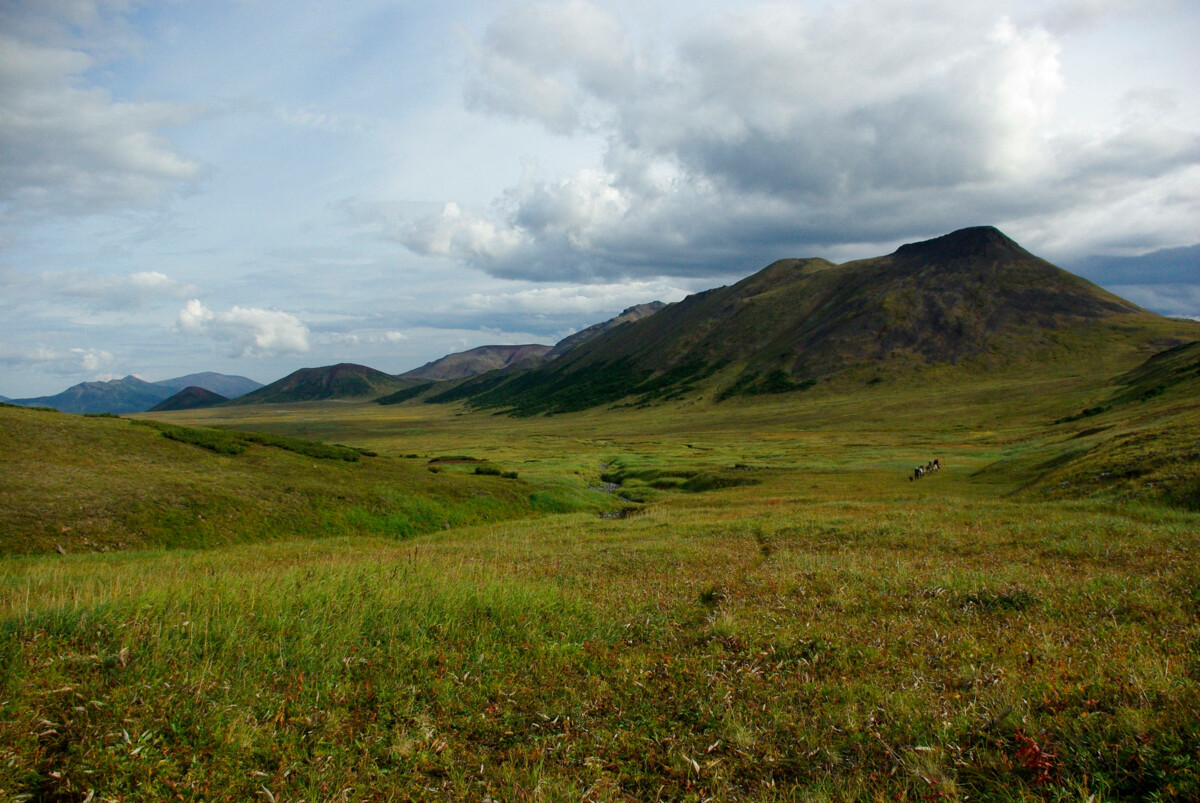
134 421 246 455
1056 405 1111 424
132 420 361 460
680 472 760 493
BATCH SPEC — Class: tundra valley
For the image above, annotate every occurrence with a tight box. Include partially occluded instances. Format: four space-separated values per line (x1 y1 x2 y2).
3 229 1199 801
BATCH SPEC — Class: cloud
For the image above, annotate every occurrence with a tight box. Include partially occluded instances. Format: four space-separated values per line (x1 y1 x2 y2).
395 0 1200 281
37 269 198 308
1107 284 1200 319
463 0 637 134
0 25 202 217
177 299 311 358
464 280 686 316
0 344 114 375
323 330 409 346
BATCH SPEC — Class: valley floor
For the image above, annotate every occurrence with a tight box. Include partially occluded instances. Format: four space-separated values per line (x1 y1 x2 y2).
2 373 1198 800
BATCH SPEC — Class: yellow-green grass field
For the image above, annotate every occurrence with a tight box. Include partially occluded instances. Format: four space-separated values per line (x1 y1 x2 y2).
2 356 1198 800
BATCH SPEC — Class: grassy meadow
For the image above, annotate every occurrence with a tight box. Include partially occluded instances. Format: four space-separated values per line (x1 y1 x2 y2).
2 357 1199 800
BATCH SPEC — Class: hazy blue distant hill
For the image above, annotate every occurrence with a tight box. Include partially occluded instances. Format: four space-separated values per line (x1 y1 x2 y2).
155 372 262 398
9 371 264 414
11 375 174 414
1072 243 1200 287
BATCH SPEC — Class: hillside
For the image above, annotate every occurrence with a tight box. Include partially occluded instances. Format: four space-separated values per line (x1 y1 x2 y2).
232 363 411 404
544 301 666 359
149 385 229 412
401 344 551 381
432 227 1200 416
1004 338 1200 508
0 404 582 554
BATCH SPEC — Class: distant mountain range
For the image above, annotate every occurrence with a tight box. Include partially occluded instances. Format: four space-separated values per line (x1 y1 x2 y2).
3 301 673 413
153 372 263 398
401 344 552 381
13 228 1197 416
8 372 262 415
424 226 1200 416
1071 243 1200 287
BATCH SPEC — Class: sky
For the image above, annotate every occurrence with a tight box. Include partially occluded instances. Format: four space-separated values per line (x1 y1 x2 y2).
2 0 1198 398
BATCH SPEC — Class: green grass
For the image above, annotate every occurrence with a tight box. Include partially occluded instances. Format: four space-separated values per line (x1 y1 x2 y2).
2 351 1199 799
0 407 606 555
4 496 1197 800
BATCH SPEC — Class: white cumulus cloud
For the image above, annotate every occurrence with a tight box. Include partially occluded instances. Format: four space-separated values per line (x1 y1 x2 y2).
177 299 311 358
0 344 114 375
0 32 202 216
394 0 1200 281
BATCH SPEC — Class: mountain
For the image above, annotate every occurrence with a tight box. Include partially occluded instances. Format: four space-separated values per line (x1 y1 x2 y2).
154 372 262 399
149 386 230 412
401 344 552 381
545 302 666 360
1072 243 1200 286
11 375 175 414
232 363 412 404
8 371 263 414
429 226 1200 416
395 304 668 385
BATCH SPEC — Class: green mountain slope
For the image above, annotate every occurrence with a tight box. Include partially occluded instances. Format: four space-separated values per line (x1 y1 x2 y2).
400 344 551 381
232 363 412 404
1003 338 1200 509
544 301 666 359
0 405 571 554
1114 339 1200 403
433 227 1199 416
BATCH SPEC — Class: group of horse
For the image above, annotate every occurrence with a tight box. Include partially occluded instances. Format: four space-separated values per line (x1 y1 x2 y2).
910 458 941 481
